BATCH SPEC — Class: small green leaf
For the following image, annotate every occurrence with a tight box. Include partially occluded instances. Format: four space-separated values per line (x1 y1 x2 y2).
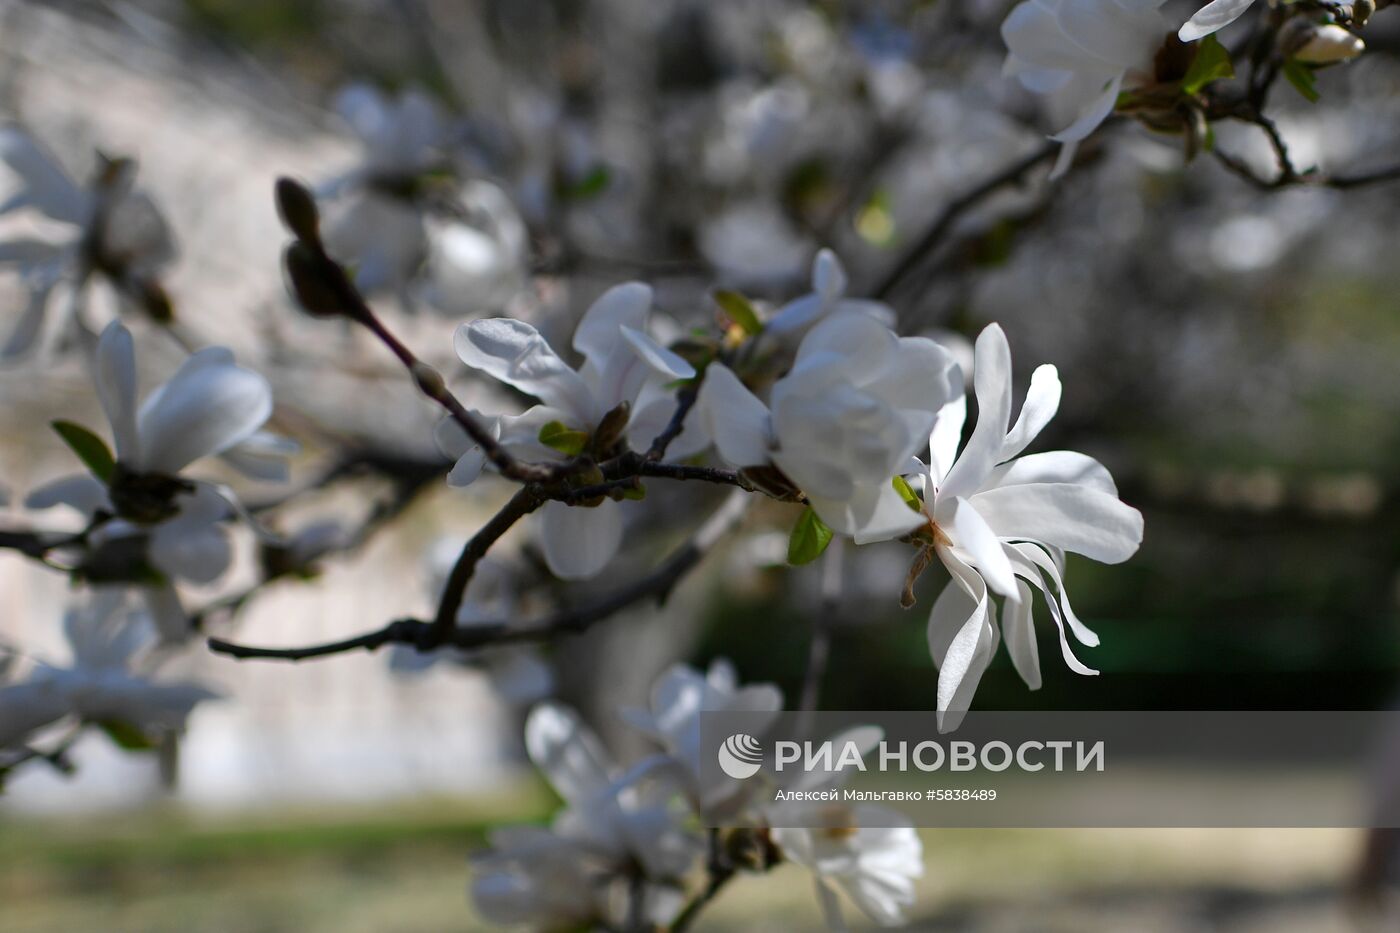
621 482 647 501
1282 58 1320 103
52 420 115 482
561 165 611 200
1181 35 1234 94
787 507 834 566
714 290 763 336
855 189 896 247
892 475 922 511
537 420 589 457
97 720 155 751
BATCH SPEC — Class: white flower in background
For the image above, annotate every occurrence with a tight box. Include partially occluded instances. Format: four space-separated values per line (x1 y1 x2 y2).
1179 0 1256 42
621 658 782 818
1001 0 1170 176
421 180 528 316
771 805 924 930
0 590 218 749
26 321 276 641
904 324 1143 730
320 193 427 297
389 546 551 704
470 702 696 927
331 84 444 185
443 284 703 579
0 129 175 357
1295 25 1365 65
697 312 957 542
761 249 895 349
698 200 813 290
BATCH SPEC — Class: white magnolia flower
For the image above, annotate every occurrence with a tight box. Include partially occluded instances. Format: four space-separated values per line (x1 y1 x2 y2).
761 249 895 349
332 84 444 183
1001 0 1170 176
421 180 529 316
470 702 697 927
620 658 782 819
1179 0 1256 42
903 324 1143 729
771 805 924 930
0 129 175 357
0 590 218 749
696 312 957 542
26 321 275 641
1296 25 1365 64
320 193 427 297
443 285 704 579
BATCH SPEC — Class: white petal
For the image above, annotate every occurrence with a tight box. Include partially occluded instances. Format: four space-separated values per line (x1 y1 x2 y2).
811 248 847 300
694 364 772 467
138 349 273 474
928 374 967 486
1002 578 1042 690
454 319 592 422
984 450 1117 495
1010 542 1100 648
25 474 109 516
149 490 233 584
572 282 652 364
619 326 695 381
927 550 998 733
1179 0 1256 42
0 128 89 224
524 702 615 806
938 324 1013 501
1000 364 1061 461
539 499 624 580
935 497 1018 597
0 680 71 748
96 321 140 466
1 275 56 359
970 482 1144 564
814 481 925 545
219 432 298 482
1051 73 1123 145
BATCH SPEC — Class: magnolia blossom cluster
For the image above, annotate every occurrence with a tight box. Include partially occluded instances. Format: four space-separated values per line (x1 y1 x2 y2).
1001 0 1369 174
473 660 924 930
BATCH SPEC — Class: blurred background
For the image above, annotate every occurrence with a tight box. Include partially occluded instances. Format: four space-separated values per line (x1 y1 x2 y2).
2 0 1400 929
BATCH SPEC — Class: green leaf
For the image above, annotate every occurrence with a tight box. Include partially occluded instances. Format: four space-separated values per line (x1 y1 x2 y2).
52 420 115 482
787 507 834 566
1182 35 1234 94
561 165 611 200
621 482 647 501
537 420 589 457
97 720 155 751
1282 58 1320 103
892 475 922 511
714 290 763 336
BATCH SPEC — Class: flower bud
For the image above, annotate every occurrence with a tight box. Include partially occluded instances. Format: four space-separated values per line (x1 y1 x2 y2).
283 241 346 318
592 401 630 457
1295 24 1364 64
275 177 322 245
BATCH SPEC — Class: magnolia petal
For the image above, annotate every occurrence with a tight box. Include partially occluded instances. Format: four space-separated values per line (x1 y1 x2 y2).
1179 0 1257 42
539 499 624 580
928 374 967 487
938 324 1013 501
25 474 109 516
1011 541 1100 648
928 547 998 732
138 349 274 474
1007 545 1097 675
524 702 615 807
1 276 56 359
1051 73 1123 144
1002 578 1042 690
814 480 926 545
812 248 847 300
935 497 1019 597
0 680 71 748
694 364 772 467
970 482 1143 564
96 321 141 466
619 326 695 381
984 450 1117 495
573 282 652 363
220 431 299 483
1000 364 1061 461
0 128 89 225
455 319 591 422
